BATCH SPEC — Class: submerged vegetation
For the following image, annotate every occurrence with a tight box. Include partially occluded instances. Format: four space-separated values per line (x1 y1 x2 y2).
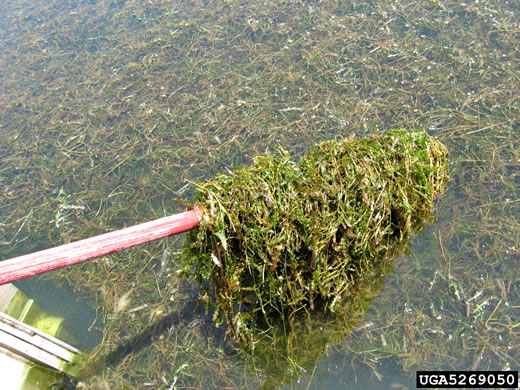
240 256 395 390
183 129 448 341
0 0 518 388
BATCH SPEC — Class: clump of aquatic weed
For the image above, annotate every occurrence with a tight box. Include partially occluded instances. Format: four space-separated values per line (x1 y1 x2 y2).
239 231 417 389
180 128 449 341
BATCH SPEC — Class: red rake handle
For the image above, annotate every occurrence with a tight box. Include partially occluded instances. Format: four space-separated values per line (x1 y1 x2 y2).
0 207 203 285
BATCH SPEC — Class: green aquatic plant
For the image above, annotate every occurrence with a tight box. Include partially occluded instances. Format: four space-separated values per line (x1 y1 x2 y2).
2 0 518 386
180 128 449 341
240 247 398 390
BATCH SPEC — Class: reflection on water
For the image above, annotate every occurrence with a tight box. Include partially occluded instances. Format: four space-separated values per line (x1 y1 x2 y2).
15 277 102 351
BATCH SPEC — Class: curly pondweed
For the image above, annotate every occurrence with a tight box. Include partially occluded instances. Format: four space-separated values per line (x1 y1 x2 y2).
180 128 449 341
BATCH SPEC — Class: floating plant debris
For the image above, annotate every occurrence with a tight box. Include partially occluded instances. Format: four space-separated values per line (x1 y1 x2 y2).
181 128 449 340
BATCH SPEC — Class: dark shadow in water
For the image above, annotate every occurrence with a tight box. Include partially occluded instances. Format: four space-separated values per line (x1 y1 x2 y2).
79 305 197 381
105 310 195 369
74 296 229 387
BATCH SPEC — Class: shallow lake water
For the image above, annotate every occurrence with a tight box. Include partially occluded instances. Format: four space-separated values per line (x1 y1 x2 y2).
1 0 518 389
